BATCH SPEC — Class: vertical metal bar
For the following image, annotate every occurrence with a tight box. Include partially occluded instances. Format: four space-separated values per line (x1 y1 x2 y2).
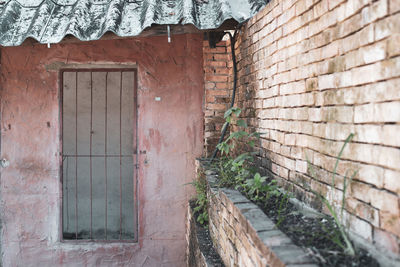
61 68 138 241
105 72 108 240
133 70 138 241
66 157 69 230
60 71 65 242
90 72 93 239
119 71 123 240
75 72 78 240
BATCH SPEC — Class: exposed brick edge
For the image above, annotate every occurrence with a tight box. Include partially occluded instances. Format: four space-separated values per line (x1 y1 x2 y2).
186 204 209 267
203 40 231 157
203 166 318 267
186 201 223 267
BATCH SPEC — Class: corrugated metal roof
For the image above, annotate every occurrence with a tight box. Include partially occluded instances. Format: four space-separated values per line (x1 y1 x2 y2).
0 0 268 46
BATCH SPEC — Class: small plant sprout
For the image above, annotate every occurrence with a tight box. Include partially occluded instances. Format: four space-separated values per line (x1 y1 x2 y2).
215 106 286 215
188 174 209 226
217 107 261 156
244 173 282 202
276 192 290 227
306 133 356 256
245 173 267 201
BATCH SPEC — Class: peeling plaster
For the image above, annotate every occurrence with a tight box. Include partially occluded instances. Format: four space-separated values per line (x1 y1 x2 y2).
0 34 203 266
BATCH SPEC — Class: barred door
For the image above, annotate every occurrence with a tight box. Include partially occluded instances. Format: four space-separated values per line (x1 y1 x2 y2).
62 69 137 241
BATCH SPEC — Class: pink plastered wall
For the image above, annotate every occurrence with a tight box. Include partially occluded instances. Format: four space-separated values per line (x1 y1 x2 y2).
0 34 204 266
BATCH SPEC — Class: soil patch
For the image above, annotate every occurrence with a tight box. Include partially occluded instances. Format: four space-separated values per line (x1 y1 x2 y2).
190 200 224 266
246 192 380 267
201 158 380 266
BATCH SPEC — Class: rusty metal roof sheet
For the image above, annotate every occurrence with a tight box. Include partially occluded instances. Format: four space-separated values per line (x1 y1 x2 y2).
0 0 268 46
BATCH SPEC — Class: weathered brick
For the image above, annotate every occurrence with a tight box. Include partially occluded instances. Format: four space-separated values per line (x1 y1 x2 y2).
205 82 216 90
348 214 373 241
375 145 400 170
350 181 373 203
355 102 400 123
206 89 228 97
370 188 399 213
215 82 229 89
343 78 400 105
374 228 400 254
318 74 336 89
384 169 400 195
321 106 353 123
299 122 312 135
284 133 296 146
323 121 350 138
346 198 380 227
308 108 321 122
390 0 400 14
295 159 308 173
205 74 229 83
295 0 307 16
263 97 276 108
312 0 328 18
208 61 227 68
361 0 388 26
344 0 370 19
353 124 381 143
345 40 386 69
339 24 374 54
381 210 400 236
357 164 384 188
206 103 227 111
328 0 346 11
205 94 216 103
375 12 400 41
387 34 400 58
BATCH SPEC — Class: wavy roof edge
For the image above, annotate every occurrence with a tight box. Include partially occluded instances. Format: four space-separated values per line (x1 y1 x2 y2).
0 0 269 46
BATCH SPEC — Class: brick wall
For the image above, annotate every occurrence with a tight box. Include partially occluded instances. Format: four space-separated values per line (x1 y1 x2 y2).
212 0 400 255
203 40 231 157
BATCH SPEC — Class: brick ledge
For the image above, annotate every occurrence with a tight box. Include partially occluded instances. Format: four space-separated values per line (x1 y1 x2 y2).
204 168 318 267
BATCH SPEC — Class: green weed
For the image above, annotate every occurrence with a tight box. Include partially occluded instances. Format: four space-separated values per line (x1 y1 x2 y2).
306 133 356 256
215 107 286 213
276 192 290 227
189 174 209 226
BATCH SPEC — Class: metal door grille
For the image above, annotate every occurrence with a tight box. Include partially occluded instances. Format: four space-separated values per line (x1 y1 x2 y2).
61 69 137 241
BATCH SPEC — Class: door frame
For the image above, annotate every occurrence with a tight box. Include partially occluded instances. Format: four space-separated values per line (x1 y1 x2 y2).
58 67 138 243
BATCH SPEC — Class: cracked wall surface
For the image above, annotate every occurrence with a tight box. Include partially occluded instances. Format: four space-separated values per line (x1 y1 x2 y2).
0 34 203 266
